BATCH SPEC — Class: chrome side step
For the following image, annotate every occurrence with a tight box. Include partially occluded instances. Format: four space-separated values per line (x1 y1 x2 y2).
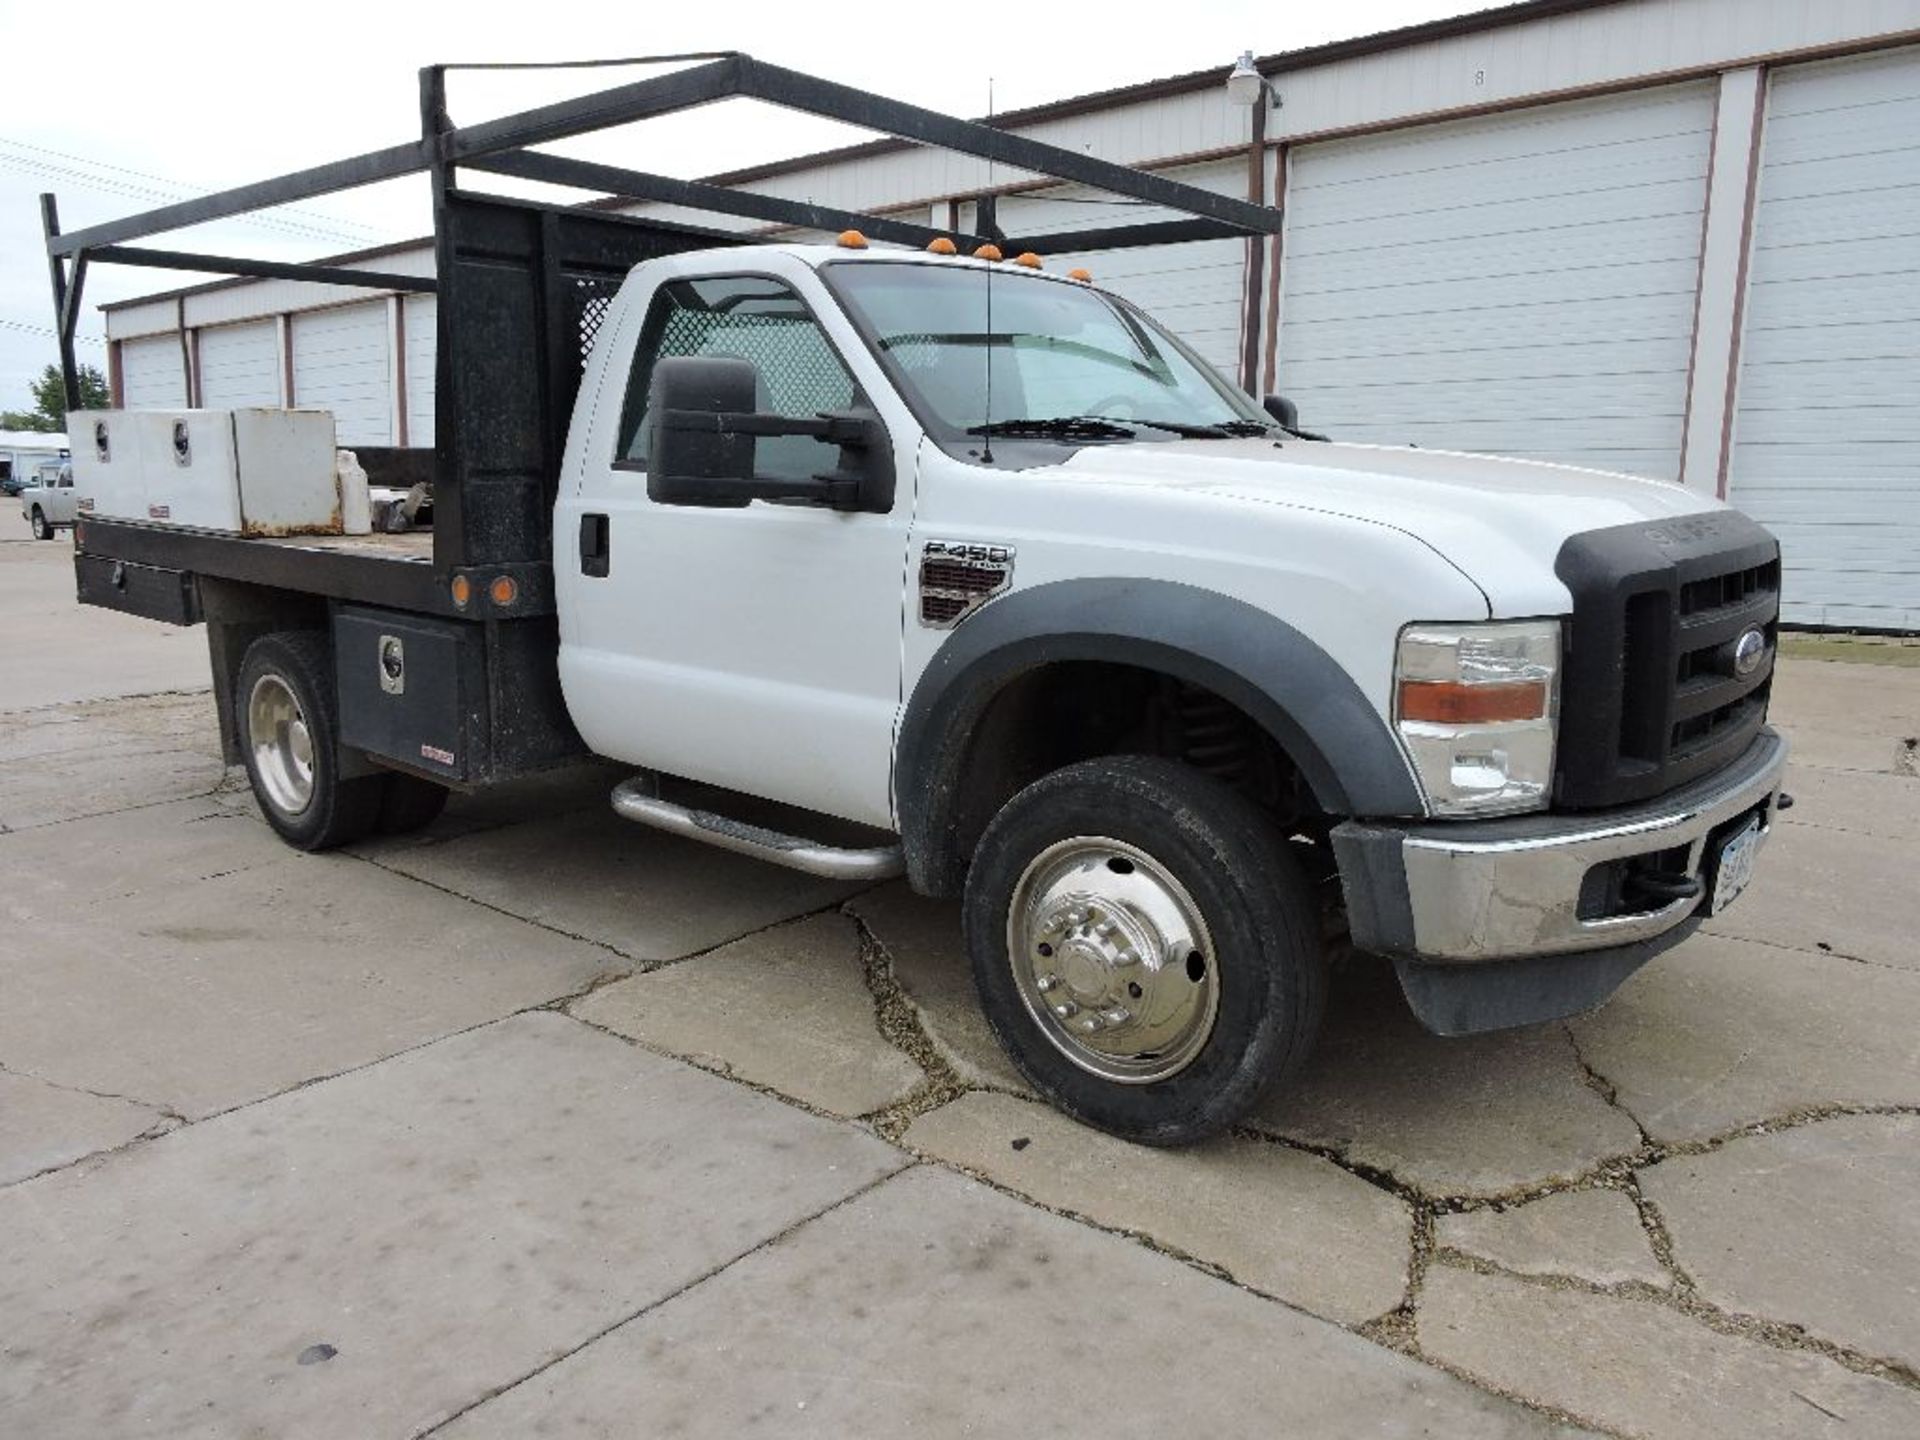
610 777 904 882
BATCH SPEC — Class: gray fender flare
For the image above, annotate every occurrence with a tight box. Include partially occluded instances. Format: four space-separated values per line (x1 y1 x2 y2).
893 577 1424 895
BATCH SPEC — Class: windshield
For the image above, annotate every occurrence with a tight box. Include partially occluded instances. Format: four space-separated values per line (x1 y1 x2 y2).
825 261 1271 446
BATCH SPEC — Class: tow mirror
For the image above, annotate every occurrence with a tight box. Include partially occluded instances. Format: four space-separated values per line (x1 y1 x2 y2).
647 355 894 513
1263 393 1329 442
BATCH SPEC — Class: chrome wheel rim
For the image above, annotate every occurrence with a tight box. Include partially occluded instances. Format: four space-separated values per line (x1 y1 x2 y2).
1007 836 1219 1084
247 673 315 818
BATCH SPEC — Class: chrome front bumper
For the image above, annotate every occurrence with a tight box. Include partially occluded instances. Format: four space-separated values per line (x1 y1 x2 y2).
1334 728 1788 965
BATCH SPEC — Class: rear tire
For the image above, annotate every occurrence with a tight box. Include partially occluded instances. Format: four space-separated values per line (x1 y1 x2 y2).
30 508 52 540
376 773 450 835
237 631 384 850
964 756 1326 1146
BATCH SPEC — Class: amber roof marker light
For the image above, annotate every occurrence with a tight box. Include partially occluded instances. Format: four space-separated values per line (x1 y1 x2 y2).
972 243 1004 261
926 237 958 254
837 229 869 249
1014 252 1042 269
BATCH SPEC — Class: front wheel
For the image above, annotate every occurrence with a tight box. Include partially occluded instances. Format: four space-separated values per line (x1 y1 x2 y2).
964 756 1327 1146
30 508 53 540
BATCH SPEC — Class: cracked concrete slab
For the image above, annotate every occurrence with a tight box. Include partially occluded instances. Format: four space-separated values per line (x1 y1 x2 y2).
0 742 224 831
0 1013 904 1440
372 805 859 962
1705 821 1919 970
1569 932 1920 1145
848 881 1031 1093
1778 765 1920 843
440 1165 1571 1439
1252 963 1642 1198
904 1090 1412 1323
1642 1114 1920 1373
571 912 923 1117
4 690 222 764
1436 1188 1668 1290
1418 1264 1920 1439
0 851 623 1120
1 797 281 919
0 1069 170 1187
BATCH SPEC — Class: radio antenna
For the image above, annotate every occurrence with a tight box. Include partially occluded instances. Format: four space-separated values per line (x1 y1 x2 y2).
981 75 996 465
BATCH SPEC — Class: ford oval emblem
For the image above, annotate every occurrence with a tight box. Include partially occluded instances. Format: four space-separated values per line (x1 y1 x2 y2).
1732 627 1768 678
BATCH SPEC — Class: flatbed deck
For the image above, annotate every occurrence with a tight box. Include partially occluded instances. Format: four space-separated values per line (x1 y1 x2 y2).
76 517 448 615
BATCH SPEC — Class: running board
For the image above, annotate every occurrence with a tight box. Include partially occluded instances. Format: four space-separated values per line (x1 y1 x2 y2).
610 777 904 882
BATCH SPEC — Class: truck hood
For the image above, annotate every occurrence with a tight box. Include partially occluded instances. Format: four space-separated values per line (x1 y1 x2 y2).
1058 438 1724 616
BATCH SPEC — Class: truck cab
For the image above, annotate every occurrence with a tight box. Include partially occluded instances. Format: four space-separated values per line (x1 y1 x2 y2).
45 57 1785 1148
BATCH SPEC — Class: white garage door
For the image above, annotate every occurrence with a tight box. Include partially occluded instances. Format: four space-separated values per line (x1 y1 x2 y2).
1728 46 1920 631
119 333 187 409
1277 82 1718 479
994 159 1251 379
292 301 392 446
197 320 281 409
403 295 436 448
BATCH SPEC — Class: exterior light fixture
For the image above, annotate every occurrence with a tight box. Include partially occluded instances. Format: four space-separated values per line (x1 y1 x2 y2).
1227 50 1278 108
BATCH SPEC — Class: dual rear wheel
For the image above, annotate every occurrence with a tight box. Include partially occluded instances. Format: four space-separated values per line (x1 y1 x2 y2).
238 631 447 850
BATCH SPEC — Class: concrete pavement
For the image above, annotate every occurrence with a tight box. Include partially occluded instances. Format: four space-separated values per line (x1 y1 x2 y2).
4 535 1919 1437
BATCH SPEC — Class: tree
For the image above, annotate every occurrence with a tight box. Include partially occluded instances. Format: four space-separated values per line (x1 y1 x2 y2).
2 363 111 433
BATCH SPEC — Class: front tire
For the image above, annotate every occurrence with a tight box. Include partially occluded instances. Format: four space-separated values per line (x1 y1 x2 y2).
30 507 52 540
964 756 1326 1146
237 631 385 850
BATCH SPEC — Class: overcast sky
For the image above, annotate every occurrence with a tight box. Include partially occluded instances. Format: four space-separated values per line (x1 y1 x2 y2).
0 0 1503 412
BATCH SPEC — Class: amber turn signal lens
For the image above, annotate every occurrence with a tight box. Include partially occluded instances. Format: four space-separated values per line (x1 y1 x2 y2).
1398 679 1548 726
1067 267 1092 282
449 575 472 608
837 230 868 249
1013 252 1042 269
489 575 519 607
972 243 1003 261
926 237 958 254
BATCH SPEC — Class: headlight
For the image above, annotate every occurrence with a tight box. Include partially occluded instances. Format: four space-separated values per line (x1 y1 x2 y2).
1394 620 1560 817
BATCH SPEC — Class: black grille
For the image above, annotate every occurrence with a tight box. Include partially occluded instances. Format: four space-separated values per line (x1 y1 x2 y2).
573 278 619 366
1555 511 1780 810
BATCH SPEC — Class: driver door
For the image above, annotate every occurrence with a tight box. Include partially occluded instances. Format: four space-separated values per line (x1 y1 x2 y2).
558 262 916 829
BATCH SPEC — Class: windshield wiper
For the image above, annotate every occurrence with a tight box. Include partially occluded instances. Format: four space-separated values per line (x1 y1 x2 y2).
1079 415 1233 438
965 417 1137 440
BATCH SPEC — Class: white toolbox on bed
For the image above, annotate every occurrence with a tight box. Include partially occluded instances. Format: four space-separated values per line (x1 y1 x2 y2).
72 408 341 535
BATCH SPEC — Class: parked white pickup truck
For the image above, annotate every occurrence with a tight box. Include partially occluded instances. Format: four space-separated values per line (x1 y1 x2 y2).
20 463 76 539
51 59 1786 1145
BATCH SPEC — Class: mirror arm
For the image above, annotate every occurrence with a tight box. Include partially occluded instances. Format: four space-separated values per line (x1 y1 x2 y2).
659 409 872 449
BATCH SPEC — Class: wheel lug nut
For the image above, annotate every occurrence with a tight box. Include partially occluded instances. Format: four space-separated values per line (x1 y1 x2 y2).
1101 1007 1132 1027
1066 907 1088 926
1095 921 1116 938
1115 949 1140 967
1036 973 1059 993
1075 1015 1105 1034
1051 1000 1079 1019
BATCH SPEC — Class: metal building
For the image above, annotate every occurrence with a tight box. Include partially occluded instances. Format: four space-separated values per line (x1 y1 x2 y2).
101 0 1920 629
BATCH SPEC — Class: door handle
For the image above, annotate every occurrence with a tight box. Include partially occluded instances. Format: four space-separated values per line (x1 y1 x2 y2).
579 513 610 577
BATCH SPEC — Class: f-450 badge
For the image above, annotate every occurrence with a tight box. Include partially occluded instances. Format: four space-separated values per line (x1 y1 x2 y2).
919 540 1015 628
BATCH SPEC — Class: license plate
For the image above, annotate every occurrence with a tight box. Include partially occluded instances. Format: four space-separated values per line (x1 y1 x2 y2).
1709 817 1764 915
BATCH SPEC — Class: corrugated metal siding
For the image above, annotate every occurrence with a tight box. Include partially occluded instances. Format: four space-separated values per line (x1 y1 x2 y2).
993 159 1250 377
404 295 436 448
196 320 281 409
1276 82 1717 478
119 334 187 408
292 302 392 446
1728 45 1920 630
